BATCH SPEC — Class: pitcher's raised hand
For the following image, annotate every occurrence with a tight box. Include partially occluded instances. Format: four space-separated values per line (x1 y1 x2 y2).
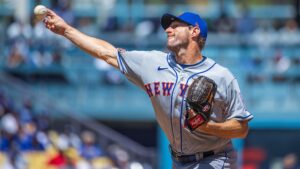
43 9 70 36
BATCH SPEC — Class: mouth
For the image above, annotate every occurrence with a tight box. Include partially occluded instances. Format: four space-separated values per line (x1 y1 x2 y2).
167 36 174 40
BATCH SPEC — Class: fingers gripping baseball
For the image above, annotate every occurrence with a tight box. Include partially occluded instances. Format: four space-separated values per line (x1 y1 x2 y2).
185 76 217 131
43 9 69 35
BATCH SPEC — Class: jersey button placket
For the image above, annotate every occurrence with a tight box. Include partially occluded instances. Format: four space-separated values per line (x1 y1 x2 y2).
176 71 186 109
171 70 183 148
179 71 188 153
173 71 184 151
176 72 182 106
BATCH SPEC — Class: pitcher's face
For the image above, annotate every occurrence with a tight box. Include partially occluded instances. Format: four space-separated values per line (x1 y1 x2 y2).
165 21 191 51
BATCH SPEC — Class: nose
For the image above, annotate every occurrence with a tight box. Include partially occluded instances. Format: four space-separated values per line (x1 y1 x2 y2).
165 26 173 34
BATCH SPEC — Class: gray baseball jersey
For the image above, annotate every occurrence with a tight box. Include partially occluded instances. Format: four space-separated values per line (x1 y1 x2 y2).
117 50 253 168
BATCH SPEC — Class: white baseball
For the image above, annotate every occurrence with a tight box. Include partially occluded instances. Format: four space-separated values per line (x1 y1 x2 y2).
34 5 47 21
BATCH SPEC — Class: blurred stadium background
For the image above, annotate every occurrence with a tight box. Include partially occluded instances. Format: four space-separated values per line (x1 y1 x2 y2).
1 0 300 168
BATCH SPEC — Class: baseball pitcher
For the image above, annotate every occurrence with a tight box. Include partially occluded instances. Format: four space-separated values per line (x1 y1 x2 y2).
42 8 253 169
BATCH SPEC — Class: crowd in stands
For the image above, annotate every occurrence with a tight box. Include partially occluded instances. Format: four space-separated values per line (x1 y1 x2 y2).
0 91 153 169
3 1 73 69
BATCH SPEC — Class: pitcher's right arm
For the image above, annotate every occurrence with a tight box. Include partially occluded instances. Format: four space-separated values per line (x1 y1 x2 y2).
44 9 119 68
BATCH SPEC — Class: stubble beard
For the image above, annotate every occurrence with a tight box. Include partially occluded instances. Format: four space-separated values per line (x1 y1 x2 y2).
167 39 189 53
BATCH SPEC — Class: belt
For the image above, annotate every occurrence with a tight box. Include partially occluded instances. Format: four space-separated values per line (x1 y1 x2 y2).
170 146 215 164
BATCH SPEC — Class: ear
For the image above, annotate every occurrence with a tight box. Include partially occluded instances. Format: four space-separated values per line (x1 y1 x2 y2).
191 26 200 38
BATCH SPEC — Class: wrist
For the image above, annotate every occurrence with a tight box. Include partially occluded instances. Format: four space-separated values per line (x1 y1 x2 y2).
197 122 214 133
63 25 73 37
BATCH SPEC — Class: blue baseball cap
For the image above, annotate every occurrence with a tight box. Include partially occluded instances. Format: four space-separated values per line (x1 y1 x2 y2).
161 12 207 40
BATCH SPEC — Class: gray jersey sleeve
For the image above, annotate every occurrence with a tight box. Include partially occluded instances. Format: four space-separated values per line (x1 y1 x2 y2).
225 78 253 121
117 50 167 89
117 50 146 88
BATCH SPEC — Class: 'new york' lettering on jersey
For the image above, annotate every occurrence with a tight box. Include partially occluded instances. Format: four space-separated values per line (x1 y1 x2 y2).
144 82 182 97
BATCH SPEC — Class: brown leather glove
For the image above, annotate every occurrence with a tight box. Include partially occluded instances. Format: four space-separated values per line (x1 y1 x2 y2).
185 76 217 131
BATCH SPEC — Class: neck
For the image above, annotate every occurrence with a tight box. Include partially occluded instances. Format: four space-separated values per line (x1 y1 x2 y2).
173 44 203 65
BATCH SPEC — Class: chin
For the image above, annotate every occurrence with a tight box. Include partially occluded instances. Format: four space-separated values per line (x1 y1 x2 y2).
166 39 188 51
167 44 176 52
167 41 177 49
167 42 183 52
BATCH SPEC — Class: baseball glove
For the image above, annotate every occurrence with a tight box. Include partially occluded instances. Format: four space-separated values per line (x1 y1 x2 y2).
185 76 217 131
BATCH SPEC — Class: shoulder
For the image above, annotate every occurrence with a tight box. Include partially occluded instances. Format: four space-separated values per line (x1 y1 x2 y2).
149 50 168 56
207 58 236 86
119 49 167 57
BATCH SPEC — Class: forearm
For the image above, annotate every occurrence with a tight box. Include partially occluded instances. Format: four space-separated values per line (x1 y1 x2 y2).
197 119 249 139
44 8 119 68
64 26 118 67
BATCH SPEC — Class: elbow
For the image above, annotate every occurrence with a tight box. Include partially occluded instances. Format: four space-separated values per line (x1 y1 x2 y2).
238 122 249 138
96 50 108 60
239 128 249 138
97 47 117 59
97 49 117 62
99 53 118 68
96 51 110 62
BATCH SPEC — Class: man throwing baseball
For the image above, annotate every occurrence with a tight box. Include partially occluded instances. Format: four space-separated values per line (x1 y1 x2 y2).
43 8 253 169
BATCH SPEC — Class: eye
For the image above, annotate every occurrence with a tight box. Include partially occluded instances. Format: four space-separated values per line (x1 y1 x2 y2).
170 24 180 29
